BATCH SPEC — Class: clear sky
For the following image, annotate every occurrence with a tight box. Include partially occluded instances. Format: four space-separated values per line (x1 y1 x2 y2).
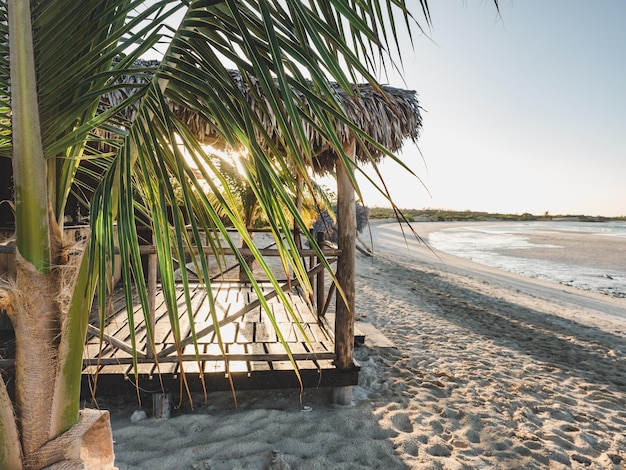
348 1 626 217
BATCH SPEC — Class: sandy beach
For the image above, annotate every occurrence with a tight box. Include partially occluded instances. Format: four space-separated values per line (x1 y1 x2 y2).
103 221 626 469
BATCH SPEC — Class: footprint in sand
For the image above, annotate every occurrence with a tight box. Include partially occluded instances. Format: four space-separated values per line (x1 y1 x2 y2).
465 429 481 443
427 418 445 435
560 424 580 433
389 412 414 433
425 439 452 457
572 454 592 466
401 438 420 456
441 406 464 422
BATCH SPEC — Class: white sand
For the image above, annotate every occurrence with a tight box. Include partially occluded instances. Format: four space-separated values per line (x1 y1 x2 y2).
105 222 626 469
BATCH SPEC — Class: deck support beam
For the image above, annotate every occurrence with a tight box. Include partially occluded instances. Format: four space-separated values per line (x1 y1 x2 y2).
315 231 326 319
333 139 356 405
147 252 157 358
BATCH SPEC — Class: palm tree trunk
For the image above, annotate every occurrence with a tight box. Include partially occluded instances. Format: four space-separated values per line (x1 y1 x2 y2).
8 0 49 271
50 244 97 437
7 0 68 463
12 257 62 461
0 375 22 469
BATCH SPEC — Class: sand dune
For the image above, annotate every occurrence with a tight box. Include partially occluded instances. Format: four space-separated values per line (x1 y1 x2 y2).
106 222 626 469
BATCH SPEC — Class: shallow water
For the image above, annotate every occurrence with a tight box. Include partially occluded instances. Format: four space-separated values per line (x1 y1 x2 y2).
427 221 626 298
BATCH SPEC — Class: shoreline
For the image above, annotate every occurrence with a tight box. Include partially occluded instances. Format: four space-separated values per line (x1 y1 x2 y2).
375 220 626 318
108 221 626 469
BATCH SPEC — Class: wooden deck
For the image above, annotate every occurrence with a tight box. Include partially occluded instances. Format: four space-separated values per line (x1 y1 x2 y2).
81 280 359 396
1 231 360 398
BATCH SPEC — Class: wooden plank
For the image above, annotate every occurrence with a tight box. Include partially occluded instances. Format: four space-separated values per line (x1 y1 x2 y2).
154 284 195 344
289 342 318 370
183 284 210 324
231 285 247 311
81 350 335 365
241 287 260 322
182 343 205 374
248 343 270 371
86 325 144 358
236 322 254 344
289 294 312 324
203 343 226 374
293 321 315 344
81 365 356 396
254 321 277 343
89 286 134 330
134 243 342 258
226 343 248 373
354 321 395 348
267 298 290 324
157 284 215 348
92 364 131 376
101 299 148 349
307 322 332 343
266 342 295 371
74 276 361 395
150 300 175 345
157 265 326 357
276 323 296 342
83 339 126 360
315 359 336 371
126 362 157 378
152 361 178 377
217 321 238 344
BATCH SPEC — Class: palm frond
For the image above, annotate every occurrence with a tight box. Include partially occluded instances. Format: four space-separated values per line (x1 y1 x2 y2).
82 0 427 397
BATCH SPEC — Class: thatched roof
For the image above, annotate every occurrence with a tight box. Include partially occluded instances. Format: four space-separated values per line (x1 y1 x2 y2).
103 60 422 173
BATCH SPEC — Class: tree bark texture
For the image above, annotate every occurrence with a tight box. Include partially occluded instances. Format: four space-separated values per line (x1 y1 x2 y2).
12 254 63 466
334 140 356 371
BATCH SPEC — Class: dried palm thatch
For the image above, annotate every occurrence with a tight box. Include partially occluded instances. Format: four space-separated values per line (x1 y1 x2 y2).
308 83 422 173
101 60 423 174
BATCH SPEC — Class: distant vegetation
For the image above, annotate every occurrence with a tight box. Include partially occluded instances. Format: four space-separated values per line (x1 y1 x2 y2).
367 208 626 222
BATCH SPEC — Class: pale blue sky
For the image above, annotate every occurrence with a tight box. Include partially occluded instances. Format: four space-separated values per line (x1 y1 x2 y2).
353 1 626 216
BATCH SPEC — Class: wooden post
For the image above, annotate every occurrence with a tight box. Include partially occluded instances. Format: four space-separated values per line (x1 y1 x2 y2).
316 230 325 320
153 392 171 419
333 139 356 405
294 174 303 247
147 252 157 358
309 228 316 271
293 174 304 283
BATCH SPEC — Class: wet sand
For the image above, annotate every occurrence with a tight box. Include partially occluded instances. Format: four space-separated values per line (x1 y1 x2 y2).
495 228 626 273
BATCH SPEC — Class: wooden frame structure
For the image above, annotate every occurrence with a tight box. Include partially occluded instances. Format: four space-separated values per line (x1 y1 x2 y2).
0 187 361 399
1 66 422 401
79 253 359 396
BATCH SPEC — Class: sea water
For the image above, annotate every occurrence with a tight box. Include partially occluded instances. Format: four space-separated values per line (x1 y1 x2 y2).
427 221 626 298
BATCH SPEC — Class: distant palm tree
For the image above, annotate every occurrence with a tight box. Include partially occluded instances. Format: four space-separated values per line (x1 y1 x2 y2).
0 0 497 467
207 151 333 278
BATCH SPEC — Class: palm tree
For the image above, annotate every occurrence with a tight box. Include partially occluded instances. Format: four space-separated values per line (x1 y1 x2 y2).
0 0 497 467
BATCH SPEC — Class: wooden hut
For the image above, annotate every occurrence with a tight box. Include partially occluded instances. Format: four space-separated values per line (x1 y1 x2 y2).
0 64 422 402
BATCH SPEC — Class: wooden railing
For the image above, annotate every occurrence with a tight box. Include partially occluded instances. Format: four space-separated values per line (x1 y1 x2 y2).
1 231 342 363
